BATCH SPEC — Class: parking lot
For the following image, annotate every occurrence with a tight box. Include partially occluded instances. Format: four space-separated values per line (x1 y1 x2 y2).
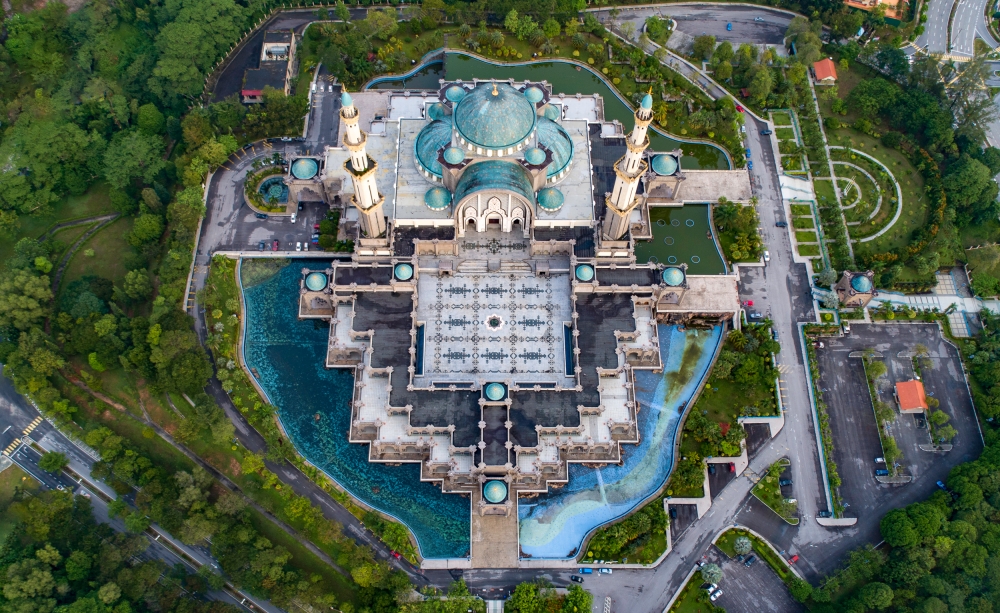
704 542 804 613
737 264 816 360
813 323 983 544
668 503 700 540
227 201 331 253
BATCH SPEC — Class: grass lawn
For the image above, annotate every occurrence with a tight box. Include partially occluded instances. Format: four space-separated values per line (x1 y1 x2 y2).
792 217 814 230
781 155 803 171
834 166 881 223
795 231 817 243
821 312 836 323
812 179 837 207
961 219 1000 249
49 223 96 264
0 464 41 545
778 140 799 155
60 216 133 290
0 182 116 264
668 575 723 613
771 111 793 126
776 127 796 141
714 528 796 582
751 459 798 524
790 204 813 216
798 244 821 257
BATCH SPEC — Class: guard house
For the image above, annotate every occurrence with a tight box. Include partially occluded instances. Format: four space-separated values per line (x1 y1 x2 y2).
242 30 297 103
895 379 928 413
834 270 877 308
297 80 745 568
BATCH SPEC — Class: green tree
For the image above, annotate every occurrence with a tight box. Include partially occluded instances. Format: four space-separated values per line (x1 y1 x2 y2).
860 582 894 609
136 104 165 135
700 563 723 584
127 214 165 247
562 585 592 613
693 35 716 60
880 508 918 547
123 269 152 300
0 270 53 330
365 8 398 40
103 130 166 190
734 535 752 555
542 18 561 39
715 60 733 81
37 452 68 473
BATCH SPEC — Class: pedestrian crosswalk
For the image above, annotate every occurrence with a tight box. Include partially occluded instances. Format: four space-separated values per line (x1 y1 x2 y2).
22 416 42 437
776 364 791 374
2 438 21 456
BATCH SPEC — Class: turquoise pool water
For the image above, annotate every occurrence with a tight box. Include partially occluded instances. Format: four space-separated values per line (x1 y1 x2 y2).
240 261 471 559
240 261 722 560
518 325 723 558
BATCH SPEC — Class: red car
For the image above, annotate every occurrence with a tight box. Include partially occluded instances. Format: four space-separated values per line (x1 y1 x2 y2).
789 555 799 564
271 240 279 251
313 223 320 230
728 462 736 473
735 105 745 113
391 551 401 560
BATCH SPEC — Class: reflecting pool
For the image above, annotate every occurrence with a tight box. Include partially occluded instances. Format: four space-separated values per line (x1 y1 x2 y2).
634 204 727 275
241 260 471 559
518 325 723 558
368 60 445 90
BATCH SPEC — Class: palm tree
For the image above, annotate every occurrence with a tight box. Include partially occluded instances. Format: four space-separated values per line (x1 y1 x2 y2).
541 39 556 55
489 30 505 49
714 203 739 229
530 28 546 47
458 23 471 37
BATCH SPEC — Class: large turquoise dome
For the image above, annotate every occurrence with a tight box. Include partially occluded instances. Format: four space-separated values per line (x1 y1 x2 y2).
454 82 537 151
536 118 573 178
483 480 507 503
415 120 452 177
851 275 872 293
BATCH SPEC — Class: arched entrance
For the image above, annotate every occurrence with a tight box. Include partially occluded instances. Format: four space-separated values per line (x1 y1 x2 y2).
455 192 532 237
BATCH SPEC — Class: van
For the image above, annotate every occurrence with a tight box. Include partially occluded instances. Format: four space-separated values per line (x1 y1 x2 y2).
578 568 593 574
875 469 889 476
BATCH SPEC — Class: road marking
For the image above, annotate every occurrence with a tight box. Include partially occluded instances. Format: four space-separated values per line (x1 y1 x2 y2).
22 416 42 437
3 438 21 456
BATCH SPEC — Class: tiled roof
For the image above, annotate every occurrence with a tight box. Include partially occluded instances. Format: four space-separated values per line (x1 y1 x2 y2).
813 58 837 81
896 379 928 411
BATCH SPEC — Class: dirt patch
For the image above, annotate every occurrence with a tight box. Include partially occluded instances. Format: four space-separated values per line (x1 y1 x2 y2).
102 410 115 421
229 457 242 476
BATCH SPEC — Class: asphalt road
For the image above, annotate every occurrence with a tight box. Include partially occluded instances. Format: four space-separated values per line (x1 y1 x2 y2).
603 3 794 54
917 0 956 53
951 0 991 55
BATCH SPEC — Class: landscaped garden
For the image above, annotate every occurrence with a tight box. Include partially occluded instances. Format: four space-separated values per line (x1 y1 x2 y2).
751 459 798 524
713 199 763 263
581 497 668 565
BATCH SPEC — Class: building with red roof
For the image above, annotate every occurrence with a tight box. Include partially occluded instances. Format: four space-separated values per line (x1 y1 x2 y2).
895 379 928 413
812 58 838 84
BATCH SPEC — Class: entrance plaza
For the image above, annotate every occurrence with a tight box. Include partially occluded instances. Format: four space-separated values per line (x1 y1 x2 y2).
289 78 745 567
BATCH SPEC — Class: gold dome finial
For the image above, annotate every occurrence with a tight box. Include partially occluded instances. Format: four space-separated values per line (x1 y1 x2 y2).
492 82 498 96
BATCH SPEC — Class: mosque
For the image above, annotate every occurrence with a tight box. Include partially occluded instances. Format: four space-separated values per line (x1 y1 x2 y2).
293 79 748 568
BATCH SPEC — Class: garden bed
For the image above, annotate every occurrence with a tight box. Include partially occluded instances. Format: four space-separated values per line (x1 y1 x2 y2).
751 459 798 524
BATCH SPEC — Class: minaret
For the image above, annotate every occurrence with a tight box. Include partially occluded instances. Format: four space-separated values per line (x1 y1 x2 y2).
340 91 387 238
602 91 654 241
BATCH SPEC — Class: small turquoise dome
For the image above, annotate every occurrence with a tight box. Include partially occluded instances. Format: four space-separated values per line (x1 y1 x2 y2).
394 263 414 281
455 83 536 150
524 86 544 103
341 91 353 107
851 275 872 293
575 264 595 282
485 382 506 401
641 93 653 109
427 102 446 121
537 187 564 211
445 85 467 103
291 158 319 180
305 272 327 291
524 148 546 165
662 267 684 286
443 147 465 165
415 120 453 177
483 480 507 503
651 154 678 176
542 104 561 121
424 187 451 211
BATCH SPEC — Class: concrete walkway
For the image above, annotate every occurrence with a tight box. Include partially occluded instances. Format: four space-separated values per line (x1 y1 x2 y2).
827 146 903 243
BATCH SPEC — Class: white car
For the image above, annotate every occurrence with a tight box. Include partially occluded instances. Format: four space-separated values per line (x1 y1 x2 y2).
296 242 302 251
303 243 309 251
764 250 770 262
598 568 612 574
710 589 723 602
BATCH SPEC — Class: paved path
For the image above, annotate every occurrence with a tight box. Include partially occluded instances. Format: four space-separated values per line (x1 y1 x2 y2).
827 147 903 243
831 162 881 219
51 214 120 293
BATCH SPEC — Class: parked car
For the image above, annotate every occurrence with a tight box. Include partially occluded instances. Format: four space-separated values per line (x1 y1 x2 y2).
772 329 779 341
760 129 773 135
737 554 745 562
755 16 764 21
391 551 401 559
710 589 723 602
272 240 279 251
779 479 792 486
314 223 321 230
744 555 756 567
726 22 732 30
296 242 302 251
936 480 947 490
304 243 309 251
570 576 583 583
669 507 677 519
748 311 763 320
290 213 297 224
789 555 799 564
258 241 266 251
736 105 745 113
763 250 770 262
875 469 889 476
708 463 716 475
599 568 612 575
875 457 886 464
579 568 593 574
298 202 304 211
818 510 832 518
775 220 787 227
728 462 736 473
747 161 753 170
255 212 268 220
745 148 751 158
705 582 717 591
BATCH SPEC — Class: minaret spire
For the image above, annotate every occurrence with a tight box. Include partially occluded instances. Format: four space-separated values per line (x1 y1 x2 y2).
340 91 387 238
602 91 654 240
